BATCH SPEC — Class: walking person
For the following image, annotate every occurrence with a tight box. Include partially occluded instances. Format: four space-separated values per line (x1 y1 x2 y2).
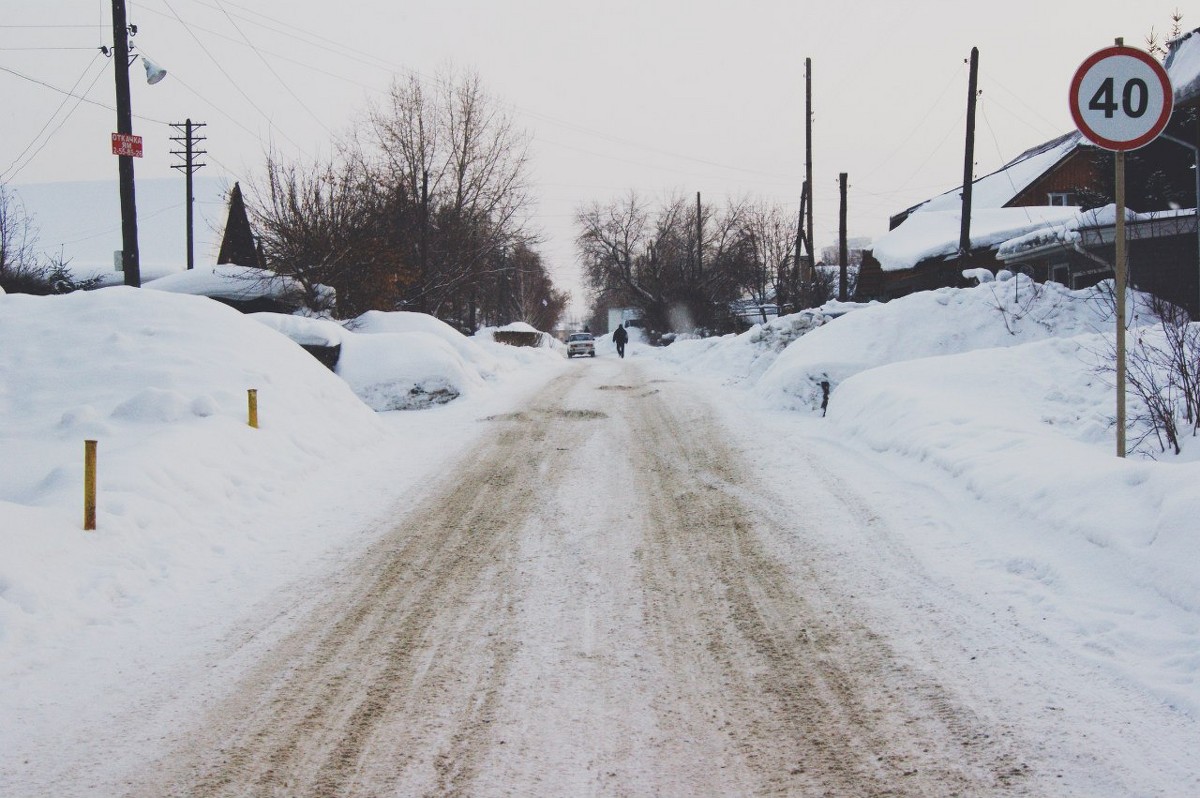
613 323 628 359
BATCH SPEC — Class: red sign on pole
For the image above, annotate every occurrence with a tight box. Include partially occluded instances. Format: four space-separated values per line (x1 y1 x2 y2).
111 132 143 158
1069 46 1173 152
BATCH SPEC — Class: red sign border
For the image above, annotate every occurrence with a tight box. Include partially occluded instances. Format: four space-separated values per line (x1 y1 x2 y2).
1069 45 1174 152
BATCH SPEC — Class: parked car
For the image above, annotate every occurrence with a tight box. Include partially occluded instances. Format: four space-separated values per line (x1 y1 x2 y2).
566 332 596 358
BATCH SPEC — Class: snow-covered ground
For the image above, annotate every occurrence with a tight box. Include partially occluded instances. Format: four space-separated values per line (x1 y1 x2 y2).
1 274 1198 794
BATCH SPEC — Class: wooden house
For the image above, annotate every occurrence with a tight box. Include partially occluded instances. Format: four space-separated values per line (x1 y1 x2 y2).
857 28 1200 317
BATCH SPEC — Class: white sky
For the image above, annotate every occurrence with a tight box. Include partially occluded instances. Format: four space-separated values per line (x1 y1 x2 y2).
1 1 1186 304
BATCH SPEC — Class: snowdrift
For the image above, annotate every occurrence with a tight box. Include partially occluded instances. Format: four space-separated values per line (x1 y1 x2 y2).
756 275 1128 413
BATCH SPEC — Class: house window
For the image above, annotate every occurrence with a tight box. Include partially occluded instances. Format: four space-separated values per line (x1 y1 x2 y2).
1048 192 1072 206
1050 263 1069 286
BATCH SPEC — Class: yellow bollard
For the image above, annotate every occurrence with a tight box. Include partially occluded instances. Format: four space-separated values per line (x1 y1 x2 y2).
248 388 259 429
84 440 97 531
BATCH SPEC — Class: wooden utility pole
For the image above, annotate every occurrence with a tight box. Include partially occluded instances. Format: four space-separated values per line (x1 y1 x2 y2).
696 191 703 276
805 57 815 273
169 119 207 270
838 173 848 302
959 47 979 256
111 0 140 286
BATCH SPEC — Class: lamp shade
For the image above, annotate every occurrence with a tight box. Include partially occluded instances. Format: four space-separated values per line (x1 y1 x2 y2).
143 58 167 85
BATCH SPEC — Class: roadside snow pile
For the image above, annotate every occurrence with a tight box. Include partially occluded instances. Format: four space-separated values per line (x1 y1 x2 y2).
828 332 1200 612
757 275 1141 413
0 287 382 659
251 312 344 347
339 331 485 411
349 309 501 374
475 322 568 361
255 310 562 411
657 309 833 384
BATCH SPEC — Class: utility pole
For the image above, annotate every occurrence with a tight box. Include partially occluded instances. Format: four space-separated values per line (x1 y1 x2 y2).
839 173 848 302
959 47 979 257
805 57 815 277
111 0 140 286
169 119 207 270
793 181 811 310
696 191 703 276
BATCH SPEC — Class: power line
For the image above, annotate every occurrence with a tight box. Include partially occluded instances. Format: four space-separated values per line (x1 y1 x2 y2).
1 52 105 181
165 0 808 185
0 62 171 125
211 0 332 135
160 0 306 153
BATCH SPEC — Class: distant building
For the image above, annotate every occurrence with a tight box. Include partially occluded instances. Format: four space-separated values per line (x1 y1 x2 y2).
607 306 642 333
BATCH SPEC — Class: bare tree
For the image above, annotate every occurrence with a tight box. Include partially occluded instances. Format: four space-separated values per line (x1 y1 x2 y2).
738 202 798 321
0 184 40 292
368 68 533 317
248 68 543 326
576 192 746 335
249 152 395 316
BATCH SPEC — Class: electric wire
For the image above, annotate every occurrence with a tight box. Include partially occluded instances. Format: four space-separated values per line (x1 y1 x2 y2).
211 0 332 135
1 51 105 181
855 62 967 183
159 0 306 153
0 62 171 125
162 0 807 184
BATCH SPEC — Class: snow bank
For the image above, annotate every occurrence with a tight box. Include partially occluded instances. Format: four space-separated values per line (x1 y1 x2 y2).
338 331 486 411
0 287 382 660
756 275 1130 413
253 311 564 410
656 310 831 384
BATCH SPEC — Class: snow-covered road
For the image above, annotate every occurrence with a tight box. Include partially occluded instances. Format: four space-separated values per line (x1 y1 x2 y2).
104 358 1196 796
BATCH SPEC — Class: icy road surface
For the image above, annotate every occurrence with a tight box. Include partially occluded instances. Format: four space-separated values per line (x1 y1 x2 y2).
123 361 1193 796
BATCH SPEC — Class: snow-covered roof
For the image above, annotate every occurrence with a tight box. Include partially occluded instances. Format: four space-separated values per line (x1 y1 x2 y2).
144 264 307 302
143 264 336 307
909 132 1083 215
1165 26 1200 107
998 205 1197 261
872 206 1081 272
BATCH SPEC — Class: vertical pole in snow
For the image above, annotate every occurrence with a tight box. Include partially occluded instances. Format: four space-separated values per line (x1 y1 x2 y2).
838 173 848 302
1115 150 1127 458
111 0 140 287
248 389 259 429
805 58 814 273
959 47 979 257
84 440 97 531
696 191 703 277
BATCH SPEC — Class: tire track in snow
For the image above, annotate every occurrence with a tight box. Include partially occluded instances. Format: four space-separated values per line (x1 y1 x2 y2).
125 369 595 797
622 369 1030 796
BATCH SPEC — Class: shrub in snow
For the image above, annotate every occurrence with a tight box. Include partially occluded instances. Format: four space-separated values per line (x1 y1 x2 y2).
1111 299 1200 456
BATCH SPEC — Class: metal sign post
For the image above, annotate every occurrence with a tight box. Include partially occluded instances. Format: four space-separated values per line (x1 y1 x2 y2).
1069 41 1173 457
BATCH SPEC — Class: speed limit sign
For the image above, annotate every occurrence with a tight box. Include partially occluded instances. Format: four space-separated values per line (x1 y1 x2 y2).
1070 46 1173 151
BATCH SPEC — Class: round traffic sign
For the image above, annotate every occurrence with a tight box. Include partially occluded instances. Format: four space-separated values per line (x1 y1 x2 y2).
1069 46 1173 151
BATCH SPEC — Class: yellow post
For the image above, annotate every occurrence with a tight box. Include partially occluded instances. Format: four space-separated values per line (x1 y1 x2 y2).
84 440 97 531
248 388 259 429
